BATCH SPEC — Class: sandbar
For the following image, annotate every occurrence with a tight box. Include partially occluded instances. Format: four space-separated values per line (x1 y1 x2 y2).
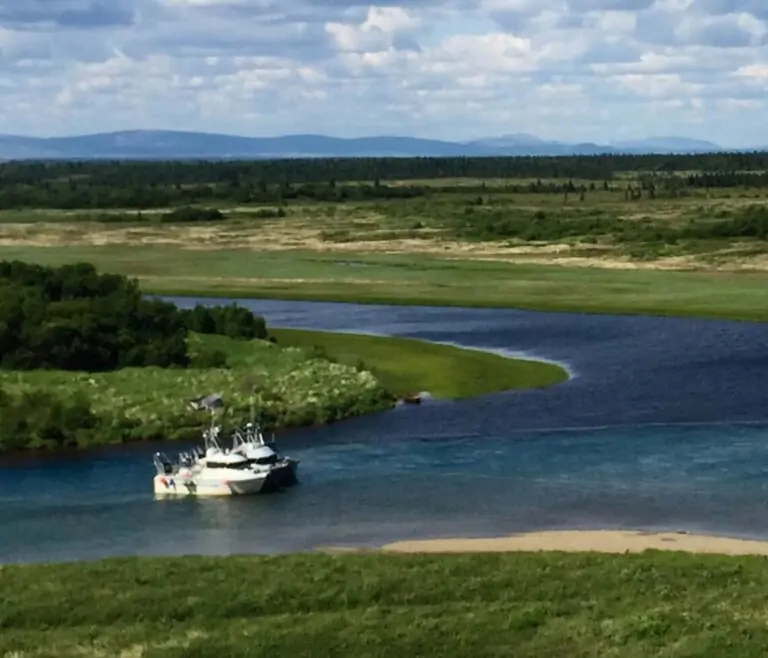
378 530 768 556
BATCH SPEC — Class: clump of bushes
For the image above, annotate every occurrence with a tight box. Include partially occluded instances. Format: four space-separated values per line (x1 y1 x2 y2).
448 203 768 245
246 207 286 219
180 303 267 340
451 209 628 242
0 387 100 451
160 206 224 223
679 204 768 240
0 260 189 371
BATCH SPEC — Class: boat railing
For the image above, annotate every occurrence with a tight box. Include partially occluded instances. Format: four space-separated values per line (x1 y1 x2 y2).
153 452 175 476
203 425 228 454
243 422 271 447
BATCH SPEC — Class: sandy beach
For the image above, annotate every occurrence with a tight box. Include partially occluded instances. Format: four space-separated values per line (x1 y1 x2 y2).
378 530 768 556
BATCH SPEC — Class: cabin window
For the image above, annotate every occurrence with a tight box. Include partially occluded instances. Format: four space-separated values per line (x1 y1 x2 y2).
207 461 251 470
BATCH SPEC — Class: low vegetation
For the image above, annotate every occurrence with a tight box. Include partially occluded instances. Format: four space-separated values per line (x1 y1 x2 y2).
4 154 768 270
0 332 394 452
3 551 768 657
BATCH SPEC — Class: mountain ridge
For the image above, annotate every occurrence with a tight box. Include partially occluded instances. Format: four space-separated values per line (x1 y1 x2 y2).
0 129 745 160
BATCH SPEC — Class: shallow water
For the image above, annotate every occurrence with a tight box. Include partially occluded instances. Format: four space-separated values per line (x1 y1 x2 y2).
2 299 768 564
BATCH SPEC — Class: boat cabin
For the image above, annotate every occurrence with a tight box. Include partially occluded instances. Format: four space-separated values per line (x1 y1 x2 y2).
202 448 254 470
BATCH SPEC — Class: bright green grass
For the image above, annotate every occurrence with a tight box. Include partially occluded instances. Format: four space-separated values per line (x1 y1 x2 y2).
272 328 567 397
2 244 768 321
3 551 768 657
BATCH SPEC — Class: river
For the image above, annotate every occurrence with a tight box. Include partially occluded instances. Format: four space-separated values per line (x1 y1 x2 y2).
2 298 768 563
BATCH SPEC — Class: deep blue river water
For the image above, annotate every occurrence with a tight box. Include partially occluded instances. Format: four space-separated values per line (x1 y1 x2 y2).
2 297 768 564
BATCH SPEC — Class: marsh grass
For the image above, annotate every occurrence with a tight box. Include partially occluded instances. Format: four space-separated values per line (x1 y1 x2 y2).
1 245 767 321
4 551 768 657
271 329 568 397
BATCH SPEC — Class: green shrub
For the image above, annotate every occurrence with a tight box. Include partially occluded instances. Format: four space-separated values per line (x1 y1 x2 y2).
160 206 224 223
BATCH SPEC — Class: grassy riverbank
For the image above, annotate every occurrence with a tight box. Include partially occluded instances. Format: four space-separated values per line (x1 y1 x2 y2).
1 245 768 321
0 329 565 452
0 332 391 451
4 551 768 657
272 328 567 397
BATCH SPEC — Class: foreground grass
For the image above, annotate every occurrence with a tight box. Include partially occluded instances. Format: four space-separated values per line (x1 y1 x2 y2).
3 551 768 657
272 328 567 397
1 245 768 321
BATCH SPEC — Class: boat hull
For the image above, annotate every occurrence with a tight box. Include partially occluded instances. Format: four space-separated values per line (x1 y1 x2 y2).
153 472 267 497
259 460 299 492
281 459 299 486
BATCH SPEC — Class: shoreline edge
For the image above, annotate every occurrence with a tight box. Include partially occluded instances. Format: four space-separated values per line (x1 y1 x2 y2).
356 529 768 556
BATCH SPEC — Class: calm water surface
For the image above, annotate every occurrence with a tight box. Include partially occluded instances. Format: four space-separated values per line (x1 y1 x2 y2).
2 298 768 563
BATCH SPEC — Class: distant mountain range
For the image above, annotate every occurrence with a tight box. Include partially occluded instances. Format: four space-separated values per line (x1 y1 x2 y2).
0 130 746 161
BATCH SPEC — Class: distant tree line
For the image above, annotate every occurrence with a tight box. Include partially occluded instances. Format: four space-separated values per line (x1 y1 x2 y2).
0 260 267 372
0 174 430 210
7 152 768 185
3 153 768 210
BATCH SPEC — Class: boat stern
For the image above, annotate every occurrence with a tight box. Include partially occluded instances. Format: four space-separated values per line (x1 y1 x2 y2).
154 474 182 495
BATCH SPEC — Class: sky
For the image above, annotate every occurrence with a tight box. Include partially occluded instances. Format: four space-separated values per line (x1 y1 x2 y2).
1 0 767 146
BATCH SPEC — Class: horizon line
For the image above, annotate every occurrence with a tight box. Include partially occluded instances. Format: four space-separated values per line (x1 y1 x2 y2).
0 128 737 148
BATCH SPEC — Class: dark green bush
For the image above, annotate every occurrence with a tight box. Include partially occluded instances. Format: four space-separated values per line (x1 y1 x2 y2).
160 206 224 223
0 261 270 371
0 387 98 451
0 261 189 371
180 304 267 340
679 204 768 240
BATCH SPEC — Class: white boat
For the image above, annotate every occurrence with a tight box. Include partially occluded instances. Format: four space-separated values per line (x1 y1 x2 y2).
230 422 299 489
153 426 271 497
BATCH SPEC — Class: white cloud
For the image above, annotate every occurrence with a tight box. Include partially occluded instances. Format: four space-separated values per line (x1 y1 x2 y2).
1 0 767 146
326 6 420 52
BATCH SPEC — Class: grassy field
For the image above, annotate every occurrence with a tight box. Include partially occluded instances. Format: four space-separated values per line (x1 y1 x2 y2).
4 551 768 657
2 174 768 321
0 244 767 321
273 329 567 397
3 181 768 269
0 329 564 452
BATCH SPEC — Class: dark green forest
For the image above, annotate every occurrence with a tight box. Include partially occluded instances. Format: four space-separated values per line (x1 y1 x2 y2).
0 260 272 451
3 152 768 209
0 260 266 371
